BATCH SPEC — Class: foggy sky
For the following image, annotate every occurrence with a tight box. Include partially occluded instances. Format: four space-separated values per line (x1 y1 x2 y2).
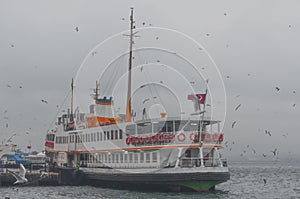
0 0 300 160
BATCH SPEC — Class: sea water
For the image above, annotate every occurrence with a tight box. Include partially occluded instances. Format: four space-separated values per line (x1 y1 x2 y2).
1 160 299 199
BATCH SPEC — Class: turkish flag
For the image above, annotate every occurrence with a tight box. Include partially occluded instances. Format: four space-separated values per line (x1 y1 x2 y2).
188 94 206 104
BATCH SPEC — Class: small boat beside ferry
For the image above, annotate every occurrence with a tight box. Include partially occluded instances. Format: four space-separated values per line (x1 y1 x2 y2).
45 8 229 192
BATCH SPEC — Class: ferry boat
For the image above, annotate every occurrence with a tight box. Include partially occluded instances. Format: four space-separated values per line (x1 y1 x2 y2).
45 8 230 192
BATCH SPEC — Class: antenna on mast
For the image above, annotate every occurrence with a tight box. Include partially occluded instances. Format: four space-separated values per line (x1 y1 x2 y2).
71 78 75 122
125 7 134 122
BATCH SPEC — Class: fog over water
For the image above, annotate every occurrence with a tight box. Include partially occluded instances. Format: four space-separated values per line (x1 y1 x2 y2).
0 1 299 161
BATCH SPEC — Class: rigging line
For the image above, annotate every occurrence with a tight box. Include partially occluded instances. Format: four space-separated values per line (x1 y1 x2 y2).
46 89 72 132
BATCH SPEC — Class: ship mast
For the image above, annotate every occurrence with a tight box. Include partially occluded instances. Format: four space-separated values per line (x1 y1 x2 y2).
71 78 74 121
125 8 134 122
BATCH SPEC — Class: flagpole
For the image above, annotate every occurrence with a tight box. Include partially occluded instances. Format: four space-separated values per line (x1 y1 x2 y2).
198 89 208 142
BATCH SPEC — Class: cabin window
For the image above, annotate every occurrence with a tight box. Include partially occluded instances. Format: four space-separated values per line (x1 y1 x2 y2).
153 122 163 133
183 120 199 131
152 152 158 163
174 120 188 132
111 130 114 140
115 154 119 163
140 153 144 163
119 129 123 139
97 132 100 141
137 122 152 135
126 124 136 135
100 132 102 141
111 154 114 163
115 130 118 140
120 154 124 163
106 131 110 140
124 154 127 163
134 153 139 163
146 153 150 163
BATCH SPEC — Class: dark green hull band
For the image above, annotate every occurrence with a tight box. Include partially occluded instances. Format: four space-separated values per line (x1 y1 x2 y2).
167 181 223 192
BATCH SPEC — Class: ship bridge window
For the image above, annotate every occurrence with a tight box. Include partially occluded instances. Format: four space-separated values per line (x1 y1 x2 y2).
97 132 100 141
106 131 110 140
153 121 174 133
126 124 136 135
137 122 152 135
174 120 188 132
183 121 199 131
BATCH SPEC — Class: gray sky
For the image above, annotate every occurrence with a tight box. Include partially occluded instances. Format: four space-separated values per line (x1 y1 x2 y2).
1 0 300 160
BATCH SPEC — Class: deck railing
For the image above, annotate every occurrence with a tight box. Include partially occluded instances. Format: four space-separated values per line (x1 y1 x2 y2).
179 157 227 168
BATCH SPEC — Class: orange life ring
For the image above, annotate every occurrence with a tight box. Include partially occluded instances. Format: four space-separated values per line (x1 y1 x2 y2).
126 137 131 145
146 135 151 143
177 133 186 142
213 133 219 142
219 134 224 142
190 132 199 141
204 133 211 142
138 136 144 144
158 134 165 143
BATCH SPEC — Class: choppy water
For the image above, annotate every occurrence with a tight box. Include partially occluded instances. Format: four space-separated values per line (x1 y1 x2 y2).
1 160 299 199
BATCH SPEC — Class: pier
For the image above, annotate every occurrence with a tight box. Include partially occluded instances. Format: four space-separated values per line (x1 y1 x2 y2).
0 168 85 187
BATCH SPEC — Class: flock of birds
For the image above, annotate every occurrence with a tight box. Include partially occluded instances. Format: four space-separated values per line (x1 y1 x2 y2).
3 12 298 189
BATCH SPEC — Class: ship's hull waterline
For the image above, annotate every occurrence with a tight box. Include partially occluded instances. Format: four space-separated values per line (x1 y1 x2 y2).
81 167 230 192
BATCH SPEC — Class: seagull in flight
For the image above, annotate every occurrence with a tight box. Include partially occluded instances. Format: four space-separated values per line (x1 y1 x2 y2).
8 164 28 184
235 104 241 111
265 130 271 136
271 148 278 156
231 121 237 128
41 99 48 104
275 87 280 92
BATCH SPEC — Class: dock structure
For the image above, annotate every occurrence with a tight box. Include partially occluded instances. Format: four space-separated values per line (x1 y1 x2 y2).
0 168 86 187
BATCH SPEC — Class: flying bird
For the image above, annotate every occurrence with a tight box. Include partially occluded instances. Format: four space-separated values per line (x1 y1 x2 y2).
231 121 237 128
263 179 267 185
224 13 227 16
235 104 241 111
6 84 12 88
293 103 296 107
262 154 267 157
8 164 28 184
11 44 15 47
271 148 278 156
75 27 79 32
206 33 210 36
156 37 159 40
41 99 48 104
142 22 145 26
121 18 125 20
275 87 280 92
265 130 271 136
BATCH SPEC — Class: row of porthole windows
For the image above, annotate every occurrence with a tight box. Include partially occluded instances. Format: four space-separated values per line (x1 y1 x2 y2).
55 129 124 144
